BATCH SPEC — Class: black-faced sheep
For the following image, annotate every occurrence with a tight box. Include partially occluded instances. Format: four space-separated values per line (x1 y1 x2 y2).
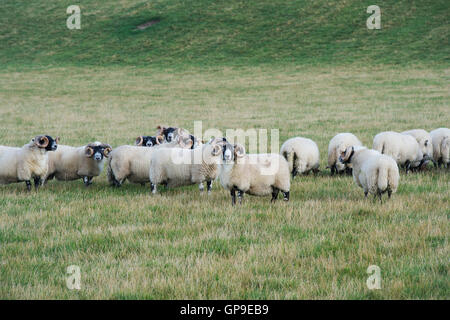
46 142 112 186
0 135 58 191
327 133 362 175
218 142 290 205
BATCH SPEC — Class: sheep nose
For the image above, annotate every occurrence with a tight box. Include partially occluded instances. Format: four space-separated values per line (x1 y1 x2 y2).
94 153 102 160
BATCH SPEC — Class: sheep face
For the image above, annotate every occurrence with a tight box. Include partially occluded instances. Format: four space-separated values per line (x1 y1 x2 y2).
85 143 112 161
33 135 59 151
221 142 245 163
157 126 198 149
135 135 163 147
339 146 355 164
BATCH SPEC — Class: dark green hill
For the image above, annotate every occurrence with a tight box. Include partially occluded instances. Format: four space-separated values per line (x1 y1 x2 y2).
0 0 448 68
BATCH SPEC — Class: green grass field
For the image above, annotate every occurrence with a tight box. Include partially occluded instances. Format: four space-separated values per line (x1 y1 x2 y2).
0 0 449 299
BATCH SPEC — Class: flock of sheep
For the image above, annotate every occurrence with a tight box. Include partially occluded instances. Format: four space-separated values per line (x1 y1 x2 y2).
0 126 448 204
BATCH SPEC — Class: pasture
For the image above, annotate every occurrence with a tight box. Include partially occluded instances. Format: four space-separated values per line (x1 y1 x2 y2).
0 65 448 299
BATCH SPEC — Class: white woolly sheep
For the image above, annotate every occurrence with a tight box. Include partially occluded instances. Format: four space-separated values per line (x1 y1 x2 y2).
280 137 319 177
107 134 193 187
327 133 362 175
149 137 225 194
339 146 399 201
401 129 434 169
46 142 112 186
430 128 450 168
219 142 290 205
373 131 424 173
0 135 58 191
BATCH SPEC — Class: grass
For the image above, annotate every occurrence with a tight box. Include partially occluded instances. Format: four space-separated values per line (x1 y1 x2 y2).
0 0 449 68
0 65 448 299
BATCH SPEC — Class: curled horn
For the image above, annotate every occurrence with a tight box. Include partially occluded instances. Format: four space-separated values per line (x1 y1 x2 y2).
102 144 112 157
85 146 94 157
211 144 222 156
35 135 49 148
234 144 245 158
156 135 164 145
135 136 144 146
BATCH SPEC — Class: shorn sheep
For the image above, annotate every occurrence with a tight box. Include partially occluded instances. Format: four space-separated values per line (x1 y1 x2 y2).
280 137 319 177
401 129 435 169
373 131 424 173
46 142 112 186
0 135 58 191
339 146 399 202
219 142 290 205
135 135 164 147
327 133 362 175
107 134 193 187
149 137 225 194
430 128 450 168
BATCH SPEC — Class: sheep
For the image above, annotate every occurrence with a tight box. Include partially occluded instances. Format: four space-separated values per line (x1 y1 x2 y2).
156 125 200 149
327 133 362 175
219 142 290 205
280 137 320 178
339 146 399 202
401 129 435 169
0 135 58 191
149 137 225 194
430 128 450 168
372 131 424 173
107 134 193 187
135 135 164 147
45 142 112 186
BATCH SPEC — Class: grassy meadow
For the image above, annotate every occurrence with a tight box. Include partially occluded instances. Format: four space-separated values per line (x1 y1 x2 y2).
0 0 449 299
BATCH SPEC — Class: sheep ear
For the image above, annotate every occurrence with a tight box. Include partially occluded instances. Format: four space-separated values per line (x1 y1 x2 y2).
135 136 143 146
85 146 94 157
55 137 60 144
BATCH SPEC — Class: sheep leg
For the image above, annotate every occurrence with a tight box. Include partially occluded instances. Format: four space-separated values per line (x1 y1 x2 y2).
33 177 41 190
206 181 212 194
388 189 392 199
282 191 289 201
330 165 336 176
378 190 383 203
151 183 157 194
199 182 204 193
271 188 279 202
364 191 368 198
345 167 352 175
405 160 411 174
230 189 236 206
25 180 32 192
238 190 244 204
292 169 297 179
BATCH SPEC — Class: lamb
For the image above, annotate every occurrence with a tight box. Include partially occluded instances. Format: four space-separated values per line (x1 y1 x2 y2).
46 142 112 186
219 142 290 205
149 137 225 194
401 129 435 169
339 146 399 202
156 125 200 149
135 135 164 147
327 133 362 175
430 128 450 168
372 131 424 173
0 135 58 191
107 134 193 187
280 137 320 178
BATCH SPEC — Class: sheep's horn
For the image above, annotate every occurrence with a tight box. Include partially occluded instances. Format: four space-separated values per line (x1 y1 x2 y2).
211 144 222 156
234 144 245 158
55 137 60 144
103 147 112 157
35 135 49 148
135 136 143 146
85 146 94 157
156 135 164 144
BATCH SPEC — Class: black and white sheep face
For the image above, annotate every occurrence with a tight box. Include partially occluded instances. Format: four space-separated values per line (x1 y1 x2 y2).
85 145 112 161
33 135 58 151
339 146 354 164
135 136 163 147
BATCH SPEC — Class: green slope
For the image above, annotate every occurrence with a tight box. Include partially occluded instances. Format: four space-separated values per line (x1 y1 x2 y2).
0 0 449 68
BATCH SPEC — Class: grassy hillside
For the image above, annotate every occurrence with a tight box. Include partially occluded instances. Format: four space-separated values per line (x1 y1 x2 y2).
0 0 449 68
